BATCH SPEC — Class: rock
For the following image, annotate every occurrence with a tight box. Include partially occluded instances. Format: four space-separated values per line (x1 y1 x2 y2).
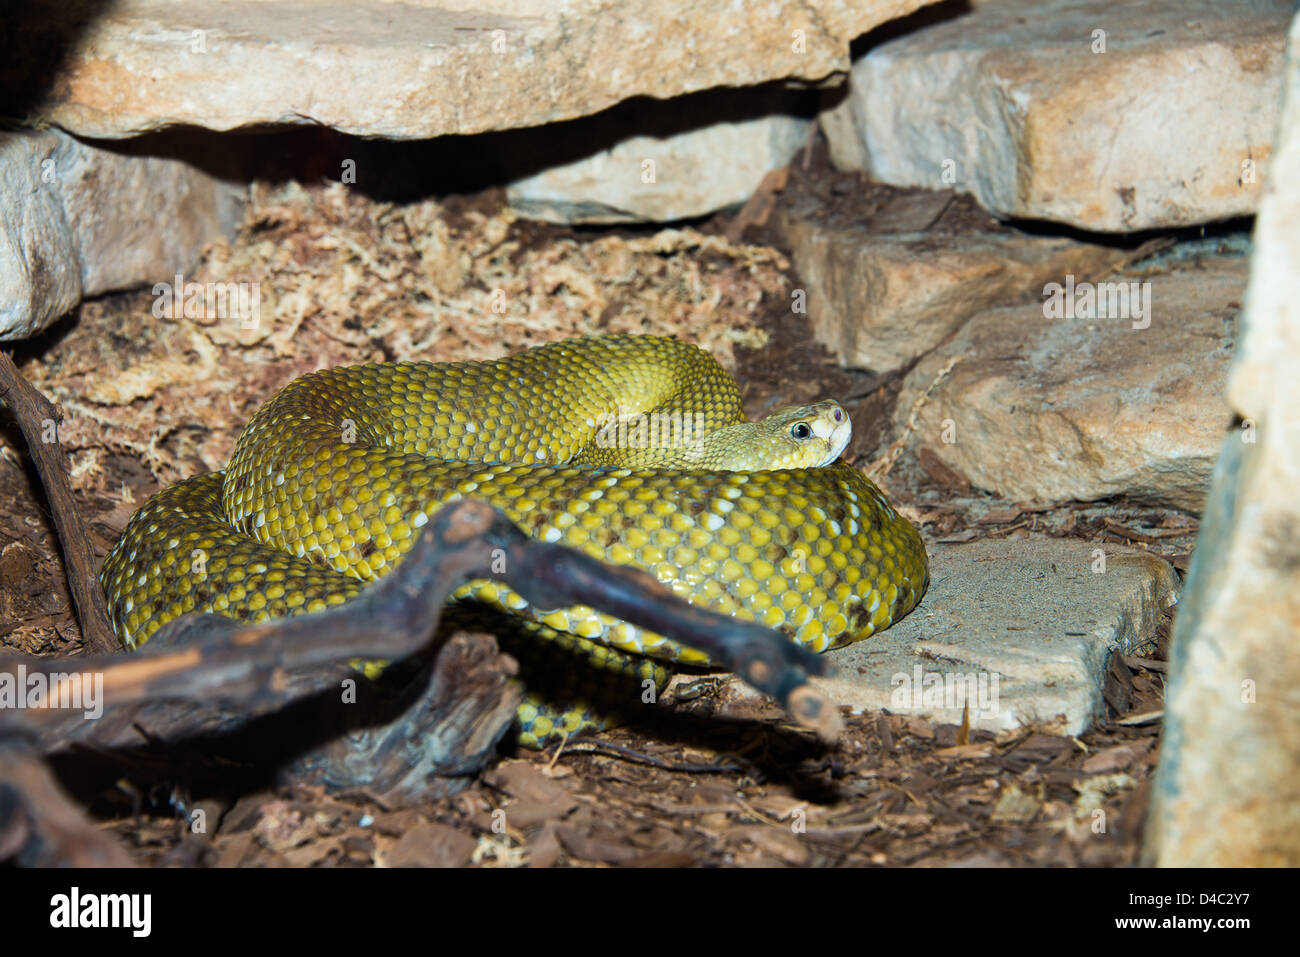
1146 9 1300 868
0 130 244 341
893 254 1246 511
0 137 79 342
5 0 935 141
774 185 1132 373
822 0 1292 231
704 536 1179 735
508 113 811 224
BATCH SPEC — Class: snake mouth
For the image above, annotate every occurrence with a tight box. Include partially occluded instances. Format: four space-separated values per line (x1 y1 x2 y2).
812 410 852 467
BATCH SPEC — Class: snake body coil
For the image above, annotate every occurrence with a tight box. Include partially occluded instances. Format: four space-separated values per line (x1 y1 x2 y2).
102 335 929 745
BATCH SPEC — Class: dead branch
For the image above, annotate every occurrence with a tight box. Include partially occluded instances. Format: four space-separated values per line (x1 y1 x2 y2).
0 350 117 655
1 499 840 758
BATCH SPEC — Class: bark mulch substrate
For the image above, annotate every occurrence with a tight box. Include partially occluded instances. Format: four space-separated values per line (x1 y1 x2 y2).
1 165 1186 867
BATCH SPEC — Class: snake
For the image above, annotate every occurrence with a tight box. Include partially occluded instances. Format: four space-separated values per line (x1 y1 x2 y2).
100 335 929 747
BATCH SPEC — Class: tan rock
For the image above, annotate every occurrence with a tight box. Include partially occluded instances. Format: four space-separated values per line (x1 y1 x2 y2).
0 130 244 340
822 0 1291 231
894 255 1245 511
774 187 1131 373
8 0 933 141
1146 10 1300 868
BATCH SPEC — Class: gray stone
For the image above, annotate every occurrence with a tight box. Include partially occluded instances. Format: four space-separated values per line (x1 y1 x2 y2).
0 130 244 341
508 114 811 224
822 0 1291 231
702 536 1179 735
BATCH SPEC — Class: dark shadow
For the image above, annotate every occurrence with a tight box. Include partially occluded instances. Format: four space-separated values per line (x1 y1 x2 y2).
46 648 453 813
0 0 116 125
1004 214 1256 256
56 79 824 206
849 0 973 60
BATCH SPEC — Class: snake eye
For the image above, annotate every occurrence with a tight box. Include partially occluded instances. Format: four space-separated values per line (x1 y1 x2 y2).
791 423 812 440
832 408 844 422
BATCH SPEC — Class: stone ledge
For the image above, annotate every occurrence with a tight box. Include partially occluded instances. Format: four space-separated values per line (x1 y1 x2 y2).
697 535 1179 736
823 0 1291 231
6 0 934 140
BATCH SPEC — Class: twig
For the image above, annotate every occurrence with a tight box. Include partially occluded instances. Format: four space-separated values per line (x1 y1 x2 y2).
867 355 960 482
1102 516 1196 543
0 351 117 654
1121 654 1169 674
555 739 749 774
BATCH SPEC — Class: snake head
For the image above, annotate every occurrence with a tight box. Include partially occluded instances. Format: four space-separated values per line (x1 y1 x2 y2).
745 399 852 470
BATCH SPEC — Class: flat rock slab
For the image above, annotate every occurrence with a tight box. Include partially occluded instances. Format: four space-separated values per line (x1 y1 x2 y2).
893 255 1246 511
508 112 811 224
5 0 932 140
704 536 1179 735
822 0 1291 231
773 184 1131 373
0 129 244 341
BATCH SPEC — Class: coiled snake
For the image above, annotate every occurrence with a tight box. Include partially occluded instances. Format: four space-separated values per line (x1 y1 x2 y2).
101 335 929 746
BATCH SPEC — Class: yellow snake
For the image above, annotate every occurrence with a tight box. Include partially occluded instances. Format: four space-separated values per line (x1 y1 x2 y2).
100 335 929 746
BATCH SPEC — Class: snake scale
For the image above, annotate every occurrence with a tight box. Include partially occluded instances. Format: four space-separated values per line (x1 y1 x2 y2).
101 335 929 746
